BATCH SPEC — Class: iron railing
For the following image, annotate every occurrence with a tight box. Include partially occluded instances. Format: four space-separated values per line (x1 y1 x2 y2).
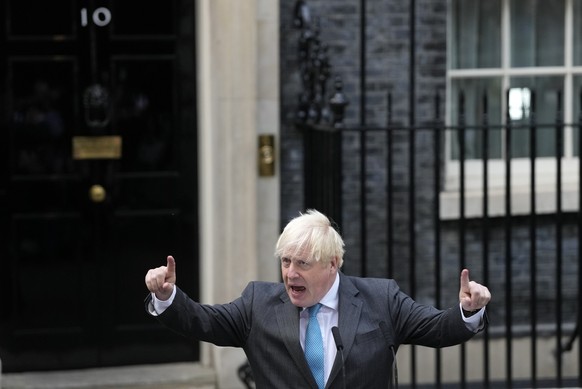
291 1 581 387
300 90 582 388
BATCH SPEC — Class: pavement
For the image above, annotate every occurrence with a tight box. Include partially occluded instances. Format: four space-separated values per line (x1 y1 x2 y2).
0 362 216 389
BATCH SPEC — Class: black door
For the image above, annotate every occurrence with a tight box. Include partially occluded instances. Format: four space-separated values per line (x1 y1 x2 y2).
0 0 199 371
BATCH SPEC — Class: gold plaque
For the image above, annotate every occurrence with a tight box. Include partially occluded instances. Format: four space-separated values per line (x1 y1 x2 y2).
72 136 122 160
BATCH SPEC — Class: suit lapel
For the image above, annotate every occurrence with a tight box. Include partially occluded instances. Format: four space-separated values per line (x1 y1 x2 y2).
326 273 362 387
275 291 319 388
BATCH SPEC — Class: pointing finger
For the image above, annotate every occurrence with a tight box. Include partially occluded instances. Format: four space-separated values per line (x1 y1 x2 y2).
460 268 470 291
167 255 176 276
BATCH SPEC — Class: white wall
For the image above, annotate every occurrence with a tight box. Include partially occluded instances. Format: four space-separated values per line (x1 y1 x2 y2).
196 0 280 387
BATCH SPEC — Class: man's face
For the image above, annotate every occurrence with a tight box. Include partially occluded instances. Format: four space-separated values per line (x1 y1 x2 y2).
281 248 338 308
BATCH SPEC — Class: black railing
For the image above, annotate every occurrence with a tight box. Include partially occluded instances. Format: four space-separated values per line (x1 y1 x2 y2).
291 1 581 387
300 89 582 388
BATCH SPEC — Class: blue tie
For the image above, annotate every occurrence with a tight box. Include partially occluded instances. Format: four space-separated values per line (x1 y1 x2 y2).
305 303 325 389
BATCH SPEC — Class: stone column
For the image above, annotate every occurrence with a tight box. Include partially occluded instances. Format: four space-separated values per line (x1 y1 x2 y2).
196 0 279 387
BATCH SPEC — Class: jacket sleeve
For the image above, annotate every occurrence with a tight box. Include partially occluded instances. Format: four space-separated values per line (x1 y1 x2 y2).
144 283 254 348
388 281 478 348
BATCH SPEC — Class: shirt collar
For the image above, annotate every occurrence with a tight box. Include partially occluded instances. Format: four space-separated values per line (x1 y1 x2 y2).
319 272 340 311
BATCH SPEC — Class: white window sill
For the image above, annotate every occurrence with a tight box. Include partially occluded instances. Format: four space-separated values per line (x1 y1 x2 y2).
441 158 580 219
440 182 579 220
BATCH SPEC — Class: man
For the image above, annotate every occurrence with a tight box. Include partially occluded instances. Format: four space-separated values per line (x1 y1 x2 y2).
145 210 491 388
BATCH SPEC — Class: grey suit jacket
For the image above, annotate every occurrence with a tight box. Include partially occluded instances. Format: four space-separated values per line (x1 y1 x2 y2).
146 272 480 388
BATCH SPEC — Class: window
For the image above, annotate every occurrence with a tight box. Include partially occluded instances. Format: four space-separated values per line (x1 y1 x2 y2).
443 0 581 219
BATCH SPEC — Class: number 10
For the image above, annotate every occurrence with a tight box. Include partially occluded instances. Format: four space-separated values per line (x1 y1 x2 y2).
81 7 112 27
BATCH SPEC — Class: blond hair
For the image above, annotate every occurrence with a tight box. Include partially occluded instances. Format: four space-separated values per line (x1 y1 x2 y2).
275 209 345 268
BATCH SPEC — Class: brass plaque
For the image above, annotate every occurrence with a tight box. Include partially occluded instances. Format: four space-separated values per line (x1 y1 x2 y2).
258 134 275 177
72 136 122 160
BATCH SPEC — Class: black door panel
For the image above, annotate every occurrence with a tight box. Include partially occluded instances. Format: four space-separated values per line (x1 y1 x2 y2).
1 0 198 371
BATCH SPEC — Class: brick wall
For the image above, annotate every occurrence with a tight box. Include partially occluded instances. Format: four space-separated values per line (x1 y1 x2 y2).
279 0 579 327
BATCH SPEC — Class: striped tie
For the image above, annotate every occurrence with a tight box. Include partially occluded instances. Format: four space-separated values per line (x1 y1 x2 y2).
305 303 325 389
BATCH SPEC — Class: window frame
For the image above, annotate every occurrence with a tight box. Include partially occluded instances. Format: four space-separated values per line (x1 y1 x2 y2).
443 0 581 219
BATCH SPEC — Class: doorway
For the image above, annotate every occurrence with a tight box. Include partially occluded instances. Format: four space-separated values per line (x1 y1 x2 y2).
0 0 199 371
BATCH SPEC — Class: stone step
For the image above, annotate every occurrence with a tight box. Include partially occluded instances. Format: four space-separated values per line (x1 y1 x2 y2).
1 362 216 389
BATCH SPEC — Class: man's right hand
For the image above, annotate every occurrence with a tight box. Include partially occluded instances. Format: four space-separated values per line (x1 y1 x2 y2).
145 255 176 301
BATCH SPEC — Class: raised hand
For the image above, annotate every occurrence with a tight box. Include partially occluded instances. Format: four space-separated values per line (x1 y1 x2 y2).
459 269 491 312
145 255 177 301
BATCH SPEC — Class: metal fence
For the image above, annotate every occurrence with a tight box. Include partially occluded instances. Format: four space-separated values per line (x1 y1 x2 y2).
291 1 582 387
299 89 582 388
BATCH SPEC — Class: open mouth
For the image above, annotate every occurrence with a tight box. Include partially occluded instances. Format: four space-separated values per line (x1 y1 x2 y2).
290 286 306 293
